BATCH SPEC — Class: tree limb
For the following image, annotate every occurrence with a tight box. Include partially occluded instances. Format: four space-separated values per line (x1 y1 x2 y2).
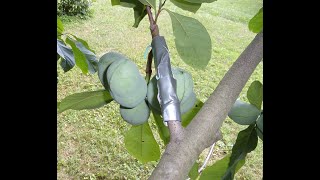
149 32 263 180
146 6 159 38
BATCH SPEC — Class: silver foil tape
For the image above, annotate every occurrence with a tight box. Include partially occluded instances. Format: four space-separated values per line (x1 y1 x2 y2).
151 36 181 122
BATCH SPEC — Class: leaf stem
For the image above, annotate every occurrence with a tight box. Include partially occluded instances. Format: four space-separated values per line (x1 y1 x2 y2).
155 0 166 24
154 9 162 24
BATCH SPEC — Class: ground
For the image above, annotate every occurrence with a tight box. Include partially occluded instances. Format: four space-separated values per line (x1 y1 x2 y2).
58 0 263 179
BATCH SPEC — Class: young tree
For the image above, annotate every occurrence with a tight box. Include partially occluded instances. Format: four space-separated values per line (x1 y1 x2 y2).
58 0 263 179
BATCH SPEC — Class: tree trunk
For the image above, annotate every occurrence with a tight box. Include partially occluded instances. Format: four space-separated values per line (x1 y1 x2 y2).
149 32 263 180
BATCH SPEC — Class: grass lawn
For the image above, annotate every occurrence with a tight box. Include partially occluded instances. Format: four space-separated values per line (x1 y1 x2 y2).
58 0 263 179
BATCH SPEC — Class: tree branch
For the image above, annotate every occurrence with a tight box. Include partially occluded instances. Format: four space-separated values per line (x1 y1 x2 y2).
146 6 159 38
149 32 263 180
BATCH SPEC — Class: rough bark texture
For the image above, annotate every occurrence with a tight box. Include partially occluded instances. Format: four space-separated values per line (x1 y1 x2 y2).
149 32 263 180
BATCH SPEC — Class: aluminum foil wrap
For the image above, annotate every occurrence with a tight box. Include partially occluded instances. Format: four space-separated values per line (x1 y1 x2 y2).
151 36 181 122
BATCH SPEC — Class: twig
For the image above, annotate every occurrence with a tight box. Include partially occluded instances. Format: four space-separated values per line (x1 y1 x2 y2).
154 0 166 24
161 0 167 7
198 143 216 173
146 6 159 38
154 9 162 24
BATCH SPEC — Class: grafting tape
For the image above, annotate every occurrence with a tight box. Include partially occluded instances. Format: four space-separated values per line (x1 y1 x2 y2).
151 36 181 122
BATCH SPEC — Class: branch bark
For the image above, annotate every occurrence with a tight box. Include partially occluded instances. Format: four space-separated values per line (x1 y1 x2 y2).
149 32 263 180
146 6 159 38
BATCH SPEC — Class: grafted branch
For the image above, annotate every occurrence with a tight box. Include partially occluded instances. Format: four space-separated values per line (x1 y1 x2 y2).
146 5 184 142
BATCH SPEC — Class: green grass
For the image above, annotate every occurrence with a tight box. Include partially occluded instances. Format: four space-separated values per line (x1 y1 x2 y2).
58 0 263 179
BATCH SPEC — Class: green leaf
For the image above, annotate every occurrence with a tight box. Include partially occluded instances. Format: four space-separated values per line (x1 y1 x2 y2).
111 0 136 8
183 0 216 3
70 34 96 54
228 100 261 125
60 57 75 73
182 99 204 127
66 37 89 74
165 9 212 69
199 154 245 180
138 0 156 10
57 39 75 72
133 2 147 28
111 0 147 27
152 110 170 145
57 17 64 35
120 0 137 8
170 0 201 13
111 0 120 5
249 8 263 33
124 122 160 163
247 80 263 110
222 125 258 179
58 90 113 113
73 40 98 74
188 162 199 180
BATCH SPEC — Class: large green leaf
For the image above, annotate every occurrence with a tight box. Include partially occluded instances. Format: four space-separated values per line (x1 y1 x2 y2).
138 0 156 10
152 110 170 145
133 1 147 28
66 37 89 74
249 8 263 33
170 0 201 13
73 40 98 74
60 58 75 73
199 154 245 180
71 34 96 54
228 100 261 125
57 17 64 36
124 122 160 163
182 99 204 127
111 0 147 27
183 0 216 3
222 125 258 180
247 80 263 110
58 90 113 113
57 39 75 72
165 9 212 69
189 162 199 180
111 0 136 8
111 0 120 5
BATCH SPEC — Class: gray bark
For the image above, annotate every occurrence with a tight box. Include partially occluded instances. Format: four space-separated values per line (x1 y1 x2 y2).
149 32 263 180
